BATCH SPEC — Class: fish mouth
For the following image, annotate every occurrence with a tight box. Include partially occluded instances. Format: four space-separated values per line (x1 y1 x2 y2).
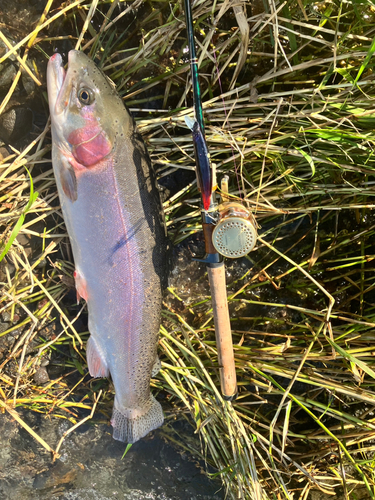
47 51 82 116
47 53 67 115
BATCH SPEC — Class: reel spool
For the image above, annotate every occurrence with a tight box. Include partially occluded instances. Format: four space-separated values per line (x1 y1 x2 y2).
211 178 257 259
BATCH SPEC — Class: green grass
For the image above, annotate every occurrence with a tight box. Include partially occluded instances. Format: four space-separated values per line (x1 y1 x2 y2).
2 0 375 498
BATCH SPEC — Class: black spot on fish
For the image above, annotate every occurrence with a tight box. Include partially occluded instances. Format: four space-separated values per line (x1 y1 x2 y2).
130 128 169 288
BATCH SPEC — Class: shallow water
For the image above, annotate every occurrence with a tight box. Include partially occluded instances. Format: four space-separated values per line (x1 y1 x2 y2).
0 410 223 500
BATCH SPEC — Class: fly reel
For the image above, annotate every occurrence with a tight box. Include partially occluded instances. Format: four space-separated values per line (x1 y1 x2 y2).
211 177 257 259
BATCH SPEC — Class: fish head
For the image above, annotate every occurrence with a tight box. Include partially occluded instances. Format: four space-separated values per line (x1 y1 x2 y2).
47 50 129 168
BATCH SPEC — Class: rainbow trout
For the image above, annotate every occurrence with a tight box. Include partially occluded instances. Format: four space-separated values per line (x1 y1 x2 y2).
47 50 166 443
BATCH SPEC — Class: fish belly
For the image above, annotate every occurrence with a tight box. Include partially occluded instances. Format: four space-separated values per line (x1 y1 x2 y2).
52 142 164 443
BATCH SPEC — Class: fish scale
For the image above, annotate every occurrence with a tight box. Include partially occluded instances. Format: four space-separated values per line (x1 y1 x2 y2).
47 50 167 443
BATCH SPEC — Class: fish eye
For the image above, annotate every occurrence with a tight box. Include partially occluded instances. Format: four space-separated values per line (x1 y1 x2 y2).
78 87 94 105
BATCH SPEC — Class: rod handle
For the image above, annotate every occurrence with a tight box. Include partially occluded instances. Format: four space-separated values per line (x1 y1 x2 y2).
207 263 237 400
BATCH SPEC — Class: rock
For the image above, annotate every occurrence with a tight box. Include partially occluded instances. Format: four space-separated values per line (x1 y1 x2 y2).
0 63 17 91
33 367 50 385
0 107 33 143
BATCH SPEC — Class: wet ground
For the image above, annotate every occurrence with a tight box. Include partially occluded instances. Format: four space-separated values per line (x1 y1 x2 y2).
0 410 223 500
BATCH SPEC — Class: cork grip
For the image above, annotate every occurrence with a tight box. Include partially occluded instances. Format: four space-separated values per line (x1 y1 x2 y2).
207 263 237 400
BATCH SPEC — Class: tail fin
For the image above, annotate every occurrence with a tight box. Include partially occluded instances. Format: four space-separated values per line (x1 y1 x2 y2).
111 396 164 444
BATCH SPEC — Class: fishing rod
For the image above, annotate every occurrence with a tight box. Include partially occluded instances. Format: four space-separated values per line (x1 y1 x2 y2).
183 0 258 401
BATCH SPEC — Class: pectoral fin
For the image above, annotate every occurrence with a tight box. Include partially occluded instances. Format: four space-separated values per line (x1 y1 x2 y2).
60 156 78 202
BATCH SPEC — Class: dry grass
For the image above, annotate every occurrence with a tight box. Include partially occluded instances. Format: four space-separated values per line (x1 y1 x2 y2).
2 0 375 498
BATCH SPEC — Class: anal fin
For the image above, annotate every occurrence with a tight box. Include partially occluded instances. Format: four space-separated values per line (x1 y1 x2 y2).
87 336 109 378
